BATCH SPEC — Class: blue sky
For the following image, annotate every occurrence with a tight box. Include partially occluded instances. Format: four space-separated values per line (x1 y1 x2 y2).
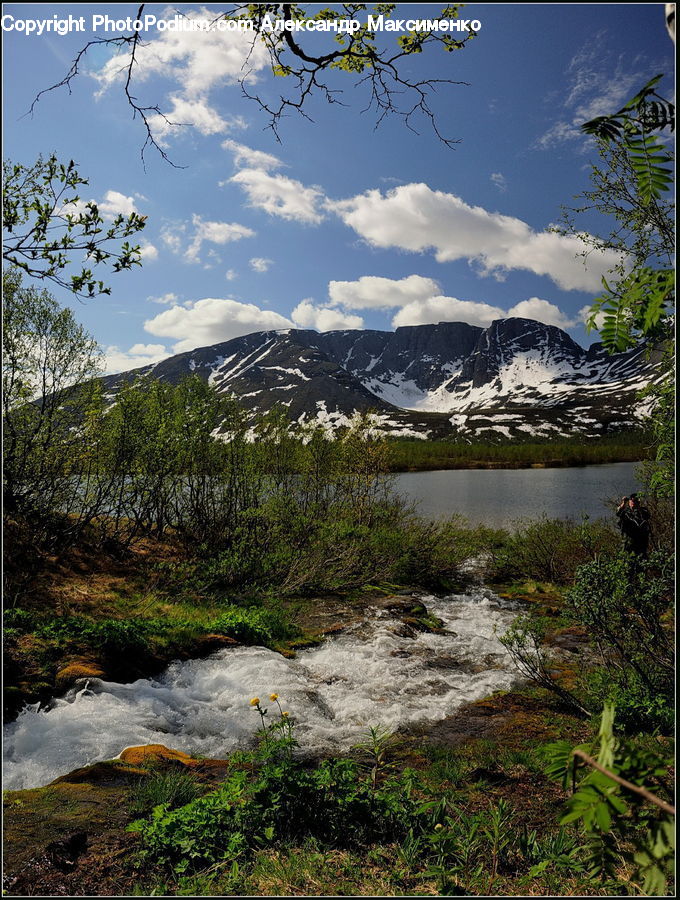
3 3 675 373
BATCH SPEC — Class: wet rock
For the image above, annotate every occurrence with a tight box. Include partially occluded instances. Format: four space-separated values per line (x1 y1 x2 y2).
389 623 418 639
425 657 486 675
118 744 231 778
378 597 428 618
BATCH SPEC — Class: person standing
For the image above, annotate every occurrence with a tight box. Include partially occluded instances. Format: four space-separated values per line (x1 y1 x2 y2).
616 493 652 557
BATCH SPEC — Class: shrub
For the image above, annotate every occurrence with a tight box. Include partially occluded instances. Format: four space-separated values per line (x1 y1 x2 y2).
565 549 674 732
499 548 674 730
490 517 619 584
130 699 417 873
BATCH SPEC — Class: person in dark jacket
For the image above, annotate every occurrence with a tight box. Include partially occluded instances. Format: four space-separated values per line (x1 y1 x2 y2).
616 493 652 556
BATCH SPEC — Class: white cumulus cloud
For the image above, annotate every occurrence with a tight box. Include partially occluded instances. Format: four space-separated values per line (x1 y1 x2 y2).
139 242 159 261
291 300 363 332
249 257 273 273
144 297 293 353
167 214 255 264
148 292 179 305
148 94 242 146
391 293 578 330
93 8 269 148
222 140 284 172
328 274 441 310
230 168 326 224
99 190 138 217
104 343 169 374
331 183 620 292
507 297 577 328
392 296 506 329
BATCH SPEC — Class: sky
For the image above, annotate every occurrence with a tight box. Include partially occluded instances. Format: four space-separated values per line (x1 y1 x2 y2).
2 3 675 373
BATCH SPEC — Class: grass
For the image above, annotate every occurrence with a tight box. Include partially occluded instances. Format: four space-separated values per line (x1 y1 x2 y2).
128 769 204 816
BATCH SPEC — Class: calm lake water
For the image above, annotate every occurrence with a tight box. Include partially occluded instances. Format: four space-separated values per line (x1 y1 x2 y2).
393 462 640 527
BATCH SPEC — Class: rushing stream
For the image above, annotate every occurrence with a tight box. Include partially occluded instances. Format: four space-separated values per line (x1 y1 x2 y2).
4 590 520 791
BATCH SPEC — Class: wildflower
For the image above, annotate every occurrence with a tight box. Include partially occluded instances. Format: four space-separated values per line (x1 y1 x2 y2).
250 697 260 707
270 693 279 701
434 823 443 831
282 711 289 717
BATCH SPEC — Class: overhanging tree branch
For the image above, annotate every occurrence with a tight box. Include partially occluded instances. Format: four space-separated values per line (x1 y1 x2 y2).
26 3 476 161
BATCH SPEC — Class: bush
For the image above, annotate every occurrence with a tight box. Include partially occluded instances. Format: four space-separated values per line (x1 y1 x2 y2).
391 516 507 589
490 517 619 585
130 753 415 873
130 699 418 873
565 549 674 732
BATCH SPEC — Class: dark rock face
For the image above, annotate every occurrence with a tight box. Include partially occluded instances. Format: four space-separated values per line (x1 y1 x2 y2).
102 318 659 440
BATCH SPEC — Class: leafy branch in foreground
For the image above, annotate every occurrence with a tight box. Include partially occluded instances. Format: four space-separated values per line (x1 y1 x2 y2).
3 154 147 298
544 703 675 895
581 75 674 204
577 75 675 352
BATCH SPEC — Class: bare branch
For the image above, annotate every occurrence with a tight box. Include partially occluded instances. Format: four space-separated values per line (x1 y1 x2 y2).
26 3 475 162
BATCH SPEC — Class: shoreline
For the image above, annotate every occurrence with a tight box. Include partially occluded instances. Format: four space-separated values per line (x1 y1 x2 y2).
387 455 647 473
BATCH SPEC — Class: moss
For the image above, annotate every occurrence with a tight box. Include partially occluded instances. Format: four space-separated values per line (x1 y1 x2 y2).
55 660 107 690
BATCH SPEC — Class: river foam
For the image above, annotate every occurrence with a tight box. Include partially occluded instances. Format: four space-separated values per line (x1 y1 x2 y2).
3 591 519 790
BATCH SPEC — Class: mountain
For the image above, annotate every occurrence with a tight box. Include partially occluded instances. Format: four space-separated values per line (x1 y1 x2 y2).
102 318 660 440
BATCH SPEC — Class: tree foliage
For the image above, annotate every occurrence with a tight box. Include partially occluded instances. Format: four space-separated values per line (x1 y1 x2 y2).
3 154 147 297
2 268 102 526
556 75 675 500
571 76 675 351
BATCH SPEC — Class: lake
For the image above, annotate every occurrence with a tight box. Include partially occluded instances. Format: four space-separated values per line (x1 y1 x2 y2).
393 462 640 527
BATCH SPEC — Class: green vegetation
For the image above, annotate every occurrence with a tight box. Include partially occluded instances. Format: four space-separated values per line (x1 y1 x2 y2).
386 432 651 471
3 154 147 298
558 74 674 501
118 695 672 896
129 769 205 818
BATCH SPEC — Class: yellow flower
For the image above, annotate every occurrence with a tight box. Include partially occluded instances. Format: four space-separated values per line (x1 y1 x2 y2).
434 823 443 831
270 693 279 701
250 697 260 706
282 711 289 717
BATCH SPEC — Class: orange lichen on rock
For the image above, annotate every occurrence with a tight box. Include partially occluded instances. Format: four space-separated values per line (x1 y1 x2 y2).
55 661 106 690
51 761 148 785
118 744 231 777
119 744 196 765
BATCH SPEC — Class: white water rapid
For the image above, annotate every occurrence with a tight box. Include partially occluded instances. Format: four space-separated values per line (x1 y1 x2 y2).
3 590 520 791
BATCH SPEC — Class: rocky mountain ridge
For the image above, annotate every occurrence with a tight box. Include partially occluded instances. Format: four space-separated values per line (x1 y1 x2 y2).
103 318 659 440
